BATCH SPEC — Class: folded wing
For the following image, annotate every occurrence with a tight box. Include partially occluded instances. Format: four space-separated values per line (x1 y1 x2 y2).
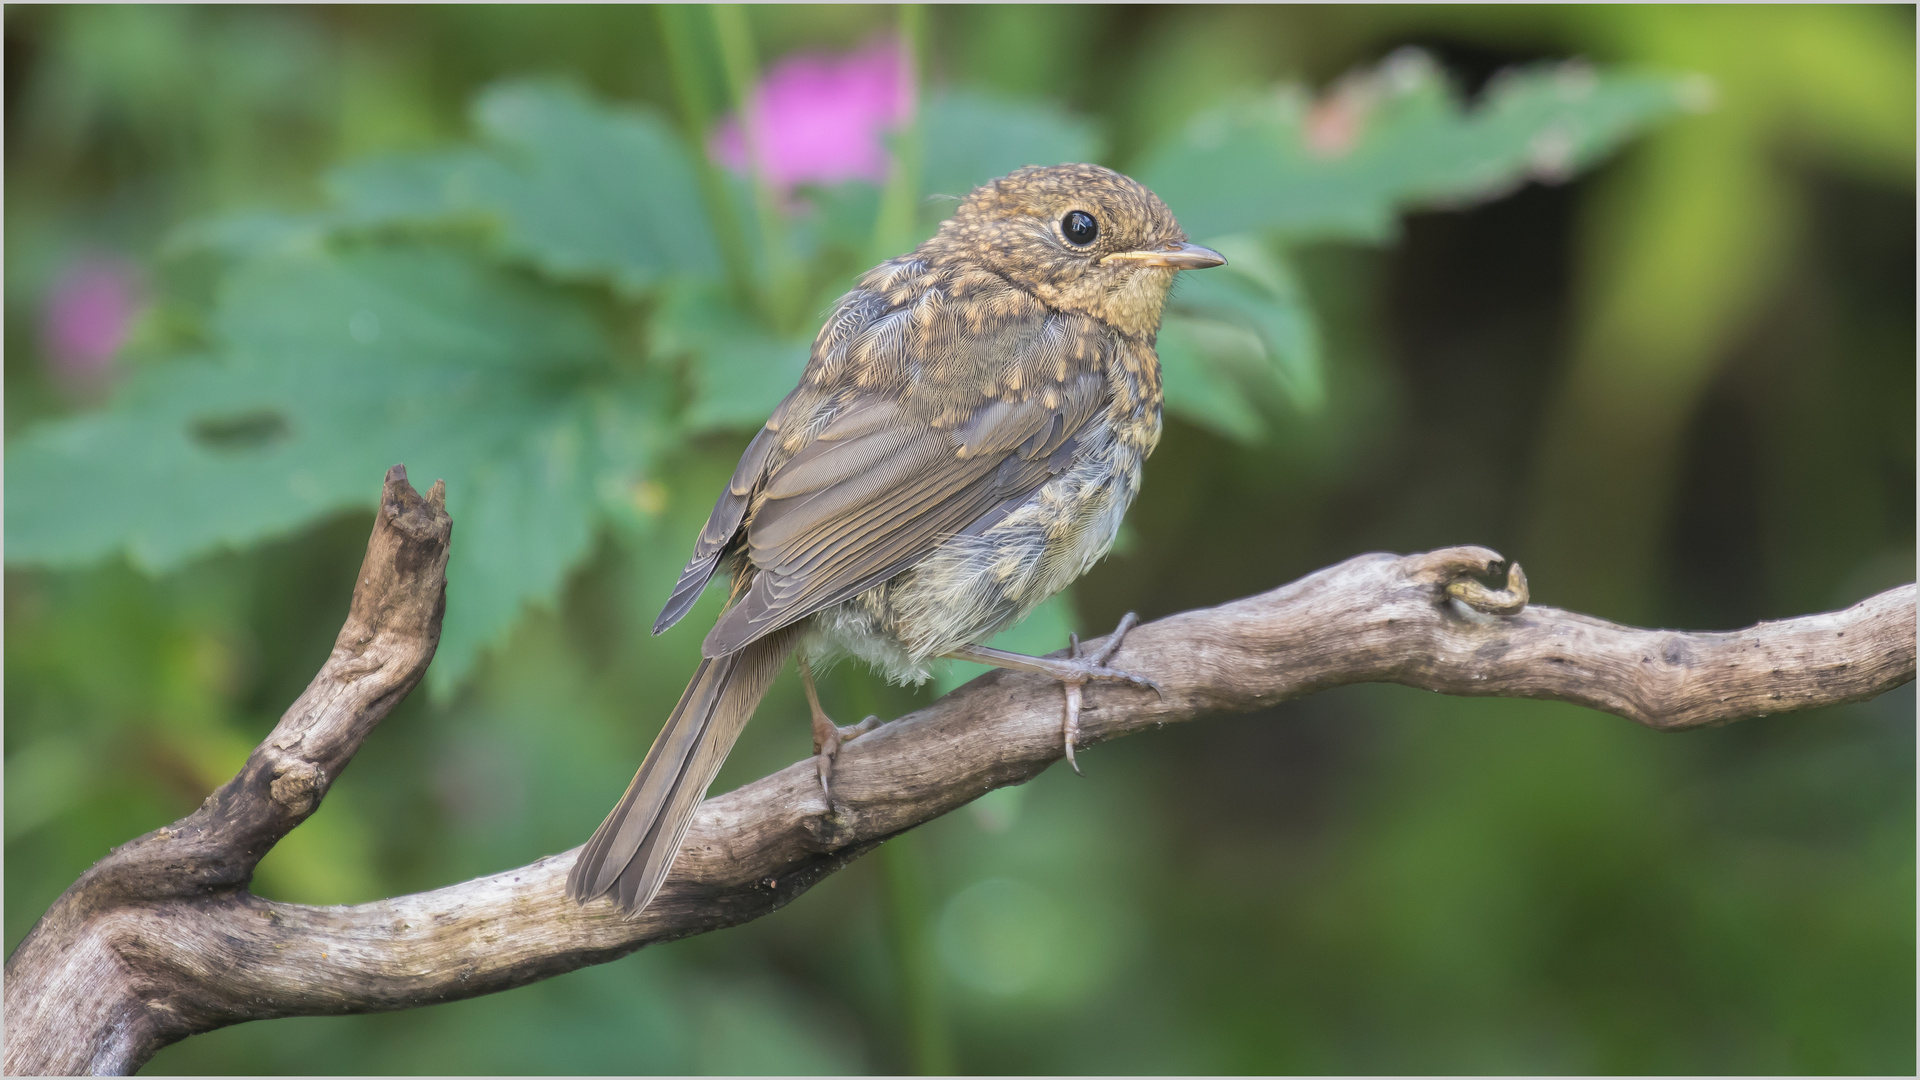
673 283 1111 658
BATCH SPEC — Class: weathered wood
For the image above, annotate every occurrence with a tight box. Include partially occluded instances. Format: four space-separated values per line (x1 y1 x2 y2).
5 468 1912 1076
5 465 451 1076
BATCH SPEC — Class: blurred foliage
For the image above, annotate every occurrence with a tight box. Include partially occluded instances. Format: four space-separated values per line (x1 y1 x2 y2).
8 34 1691 692
4 4 1913 1075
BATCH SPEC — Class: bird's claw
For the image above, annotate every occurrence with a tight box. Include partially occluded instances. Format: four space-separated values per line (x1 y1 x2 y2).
813 714 882 802
1059 612 1154 774
1078 664 1162 695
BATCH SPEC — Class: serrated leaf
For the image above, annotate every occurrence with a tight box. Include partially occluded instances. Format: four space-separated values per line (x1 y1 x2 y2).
1140 51 1694 243
460 81 721 289
315 80 720 292
6 245 668 695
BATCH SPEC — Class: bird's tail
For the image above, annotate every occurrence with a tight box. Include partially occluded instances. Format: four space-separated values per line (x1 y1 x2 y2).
567 628 799 915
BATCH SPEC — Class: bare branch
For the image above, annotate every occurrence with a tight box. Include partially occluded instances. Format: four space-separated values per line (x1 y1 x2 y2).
5 465 450 1076
5 466 1911 1078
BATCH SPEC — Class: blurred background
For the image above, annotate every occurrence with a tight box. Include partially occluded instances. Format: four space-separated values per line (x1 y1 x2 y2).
5 4 1913 1074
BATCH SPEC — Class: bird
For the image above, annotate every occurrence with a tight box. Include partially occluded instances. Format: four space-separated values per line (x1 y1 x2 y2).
567 163 1225 916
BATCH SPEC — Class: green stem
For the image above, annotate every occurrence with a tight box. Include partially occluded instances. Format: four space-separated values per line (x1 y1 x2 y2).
880 833 956 1075
656 5 758 310
869 4 928 265
709 3 801 330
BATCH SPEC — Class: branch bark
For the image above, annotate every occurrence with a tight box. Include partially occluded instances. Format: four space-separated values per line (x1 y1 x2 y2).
6 467 1913 1075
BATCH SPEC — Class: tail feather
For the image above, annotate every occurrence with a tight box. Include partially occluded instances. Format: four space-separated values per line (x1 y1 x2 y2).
568 629 799 915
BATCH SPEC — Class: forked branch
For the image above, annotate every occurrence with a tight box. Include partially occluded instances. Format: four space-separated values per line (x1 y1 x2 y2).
6 467 1913 1075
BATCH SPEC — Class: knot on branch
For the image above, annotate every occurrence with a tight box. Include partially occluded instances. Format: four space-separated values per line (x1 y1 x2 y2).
801 807 858 852
269 760 327 818
1401 546 1531 616
1446 561 1529 616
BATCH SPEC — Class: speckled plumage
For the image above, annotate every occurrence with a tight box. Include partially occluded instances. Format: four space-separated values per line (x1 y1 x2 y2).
570 164 1219 916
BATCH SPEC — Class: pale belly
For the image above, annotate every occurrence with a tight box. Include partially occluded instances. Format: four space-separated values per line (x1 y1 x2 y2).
803 421 1146 685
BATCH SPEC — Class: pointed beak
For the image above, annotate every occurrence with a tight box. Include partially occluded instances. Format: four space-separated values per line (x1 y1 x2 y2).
1103 241 1227 270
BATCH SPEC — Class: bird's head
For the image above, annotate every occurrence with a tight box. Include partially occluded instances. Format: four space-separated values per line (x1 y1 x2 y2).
926 163 1225 338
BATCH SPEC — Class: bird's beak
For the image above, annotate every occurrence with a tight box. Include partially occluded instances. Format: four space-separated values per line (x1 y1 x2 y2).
1103 241 1227 270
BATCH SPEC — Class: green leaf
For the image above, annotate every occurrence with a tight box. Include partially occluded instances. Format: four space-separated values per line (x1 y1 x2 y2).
319 80 721 292
1162 234 1325 433
1139 51 1695 243
461 81 720 288
164 208 334 260
6 245 669 694
652 280 810 432
782 93 1101 273
1156 317 1268 442
788 181 883 262
323 149 485 227
919 91 1105 213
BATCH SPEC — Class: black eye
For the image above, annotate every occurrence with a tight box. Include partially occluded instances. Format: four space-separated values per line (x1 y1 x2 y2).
1061 210 1098 247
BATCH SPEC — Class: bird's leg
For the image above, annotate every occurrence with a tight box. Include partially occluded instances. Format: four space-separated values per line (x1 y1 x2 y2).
798 651 881 803
944 612 1159 775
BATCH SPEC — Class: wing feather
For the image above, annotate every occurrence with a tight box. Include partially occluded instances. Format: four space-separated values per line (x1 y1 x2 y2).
670 272 1116 658
653 416 784 634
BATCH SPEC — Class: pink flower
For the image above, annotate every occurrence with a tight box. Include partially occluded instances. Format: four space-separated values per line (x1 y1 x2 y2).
710 36 915 191
42 255 142 387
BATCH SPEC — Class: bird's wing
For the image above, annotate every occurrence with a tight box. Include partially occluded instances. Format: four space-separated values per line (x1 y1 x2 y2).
693 278 1113 657
653 410 787 634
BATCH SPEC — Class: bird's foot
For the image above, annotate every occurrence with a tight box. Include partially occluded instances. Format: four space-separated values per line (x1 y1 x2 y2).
798 651 883 808
812 709 883 805
942 613 1160 776
1056 612 1157 774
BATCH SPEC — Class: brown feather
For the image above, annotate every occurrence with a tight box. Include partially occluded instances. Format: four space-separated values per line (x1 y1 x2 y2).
595 163 1209 918
699 296 1116 656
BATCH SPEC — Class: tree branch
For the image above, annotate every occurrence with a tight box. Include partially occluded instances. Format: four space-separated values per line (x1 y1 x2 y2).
5 465 451 1076
6 468 1912 1075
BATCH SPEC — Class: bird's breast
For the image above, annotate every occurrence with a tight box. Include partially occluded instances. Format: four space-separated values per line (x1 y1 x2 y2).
802 414 1146 684
1104 336 1164 454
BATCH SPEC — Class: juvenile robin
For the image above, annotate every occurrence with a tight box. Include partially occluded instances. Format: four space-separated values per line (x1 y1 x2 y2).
568 163 1224 915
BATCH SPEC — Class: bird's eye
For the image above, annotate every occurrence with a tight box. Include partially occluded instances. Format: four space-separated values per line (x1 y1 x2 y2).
1061 210 1098 247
